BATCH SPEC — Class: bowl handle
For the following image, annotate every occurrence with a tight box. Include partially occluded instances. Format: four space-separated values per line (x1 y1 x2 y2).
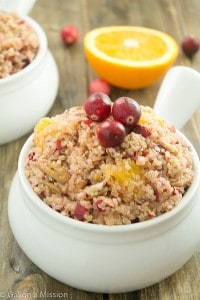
154 66 200 129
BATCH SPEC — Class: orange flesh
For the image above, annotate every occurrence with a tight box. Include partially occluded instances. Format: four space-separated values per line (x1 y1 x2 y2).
95 31 167 61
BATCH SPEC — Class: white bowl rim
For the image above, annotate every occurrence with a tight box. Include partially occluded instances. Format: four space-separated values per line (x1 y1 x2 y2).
18 132 200 233
0 15 47 85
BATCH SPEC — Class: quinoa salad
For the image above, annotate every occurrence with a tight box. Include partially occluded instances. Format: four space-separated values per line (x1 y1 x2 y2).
25 96 194 225
0 11 39 78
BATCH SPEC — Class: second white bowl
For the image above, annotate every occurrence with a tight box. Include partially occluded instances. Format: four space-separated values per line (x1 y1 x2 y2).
0 15 59 145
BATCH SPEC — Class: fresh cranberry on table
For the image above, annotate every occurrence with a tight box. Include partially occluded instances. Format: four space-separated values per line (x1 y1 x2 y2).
181 36 199 58
89 79 111 95
60 24 79 46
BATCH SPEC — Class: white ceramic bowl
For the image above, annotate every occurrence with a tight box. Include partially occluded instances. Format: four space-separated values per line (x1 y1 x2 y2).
0 0 37 15
8 133 200 293
0 16 59 145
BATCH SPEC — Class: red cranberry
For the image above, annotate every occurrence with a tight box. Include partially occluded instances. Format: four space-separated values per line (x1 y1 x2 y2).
28 152 36 161
132 125 151 138
153 188 160 202
97 119 126 147
181 36 199 57
74 202 88 221
112 97 141 127
56 140 62 150
89 79 111 95
84 92 112 121
82 118 93 127
60 25 79 46
18 19 25 25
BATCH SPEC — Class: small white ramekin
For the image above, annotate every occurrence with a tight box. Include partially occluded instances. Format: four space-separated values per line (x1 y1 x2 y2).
0 15 59 145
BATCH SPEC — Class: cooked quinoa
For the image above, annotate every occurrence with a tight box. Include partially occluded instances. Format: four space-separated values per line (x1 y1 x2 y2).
0 11 39 78
25 106 194 225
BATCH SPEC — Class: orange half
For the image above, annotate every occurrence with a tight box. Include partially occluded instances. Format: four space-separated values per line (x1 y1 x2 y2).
84 26 179 89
